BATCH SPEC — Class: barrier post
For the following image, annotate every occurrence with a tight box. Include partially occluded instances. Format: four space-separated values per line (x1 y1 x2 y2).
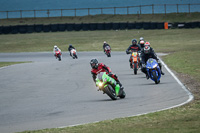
164 22 168 29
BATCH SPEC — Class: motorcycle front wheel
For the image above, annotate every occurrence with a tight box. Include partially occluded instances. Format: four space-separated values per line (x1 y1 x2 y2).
104 84 117 100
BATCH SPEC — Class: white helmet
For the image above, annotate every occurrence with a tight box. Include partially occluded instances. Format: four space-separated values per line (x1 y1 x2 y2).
104 41 107 44
54 45 57 49
140 37 144 41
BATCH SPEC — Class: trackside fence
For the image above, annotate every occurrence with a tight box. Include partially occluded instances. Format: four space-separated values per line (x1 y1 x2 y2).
0 3 200 19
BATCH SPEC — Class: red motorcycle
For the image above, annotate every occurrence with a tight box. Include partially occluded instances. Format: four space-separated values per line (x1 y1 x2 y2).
104 46 111 57
55 49 62 61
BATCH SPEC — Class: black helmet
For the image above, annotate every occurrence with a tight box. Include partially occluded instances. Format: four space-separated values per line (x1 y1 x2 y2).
90 59 98 69
144 46 150 54
69 44 72 47
132 39 137 45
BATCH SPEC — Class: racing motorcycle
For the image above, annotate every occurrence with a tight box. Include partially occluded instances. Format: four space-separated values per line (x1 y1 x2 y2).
146 58 161 84
70 49 78 59
55 49 62 61
104 46 111 57
130 51 140 75
95 72 126 100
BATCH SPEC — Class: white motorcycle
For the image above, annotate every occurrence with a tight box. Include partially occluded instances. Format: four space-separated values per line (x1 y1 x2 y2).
70 49 78 59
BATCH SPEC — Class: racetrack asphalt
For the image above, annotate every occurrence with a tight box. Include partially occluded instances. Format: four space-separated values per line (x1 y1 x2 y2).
0 52 192 133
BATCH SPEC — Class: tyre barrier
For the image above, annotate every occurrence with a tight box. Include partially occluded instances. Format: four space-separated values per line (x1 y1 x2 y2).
50 24 58 32
34 24 43 32
0 22 199 34
82 23 90 31
27 25 34 33
58 24 66 31
66 23 74 31
120 22 127 30
43 25 51 32
97 23 105 30
90 23 97 31
18 25 28 34
11 26 19 34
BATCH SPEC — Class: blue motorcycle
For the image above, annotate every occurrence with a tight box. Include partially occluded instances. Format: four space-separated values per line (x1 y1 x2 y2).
146 58 161 84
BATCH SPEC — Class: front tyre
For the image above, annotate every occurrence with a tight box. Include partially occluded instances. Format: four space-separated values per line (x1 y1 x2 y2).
134 62 137 75
152 71 159 84
104 84 117 100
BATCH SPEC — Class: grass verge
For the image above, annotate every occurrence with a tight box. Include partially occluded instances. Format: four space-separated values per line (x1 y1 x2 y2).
0 29 199 133
0 62 31 68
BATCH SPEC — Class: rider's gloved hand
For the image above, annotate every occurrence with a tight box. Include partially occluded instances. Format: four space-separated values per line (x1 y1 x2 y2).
142 63 146 68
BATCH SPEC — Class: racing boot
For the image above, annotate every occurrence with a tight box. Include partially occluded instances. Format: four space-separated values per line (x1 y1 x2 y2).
117 81 124 97
161 71 165 75
146 73 149 79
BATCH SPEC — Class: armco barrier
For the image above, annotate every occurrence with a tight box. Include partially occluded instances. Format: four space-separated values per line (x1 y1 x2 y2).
0 22 199 35
34 25 43 32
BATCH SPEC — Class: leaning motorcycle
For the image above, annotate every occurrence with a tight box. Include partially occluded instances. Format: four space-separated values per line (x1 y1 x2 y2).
130 51 140 75
70 49 78 59
95 72 126 100
146 58 161 84
104 46 111 57
55 49 62 61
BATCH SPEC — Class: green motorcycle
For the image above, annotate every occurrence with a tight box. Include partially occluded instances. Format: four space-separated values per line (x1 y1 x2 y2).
95 72 126 100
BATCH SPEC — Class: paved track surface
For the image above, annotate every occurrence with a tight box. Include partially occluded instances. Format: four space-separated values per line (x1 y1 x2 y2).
0 52 191 133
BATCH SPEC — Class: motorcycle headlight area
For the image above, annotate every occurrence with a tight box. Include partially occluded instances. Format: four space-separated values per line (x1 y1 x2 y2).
98 82 103 87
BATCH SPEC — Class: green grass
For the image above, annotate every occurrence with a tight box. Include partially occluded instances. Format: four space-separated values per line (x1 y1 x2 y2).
0 29 200 53
0 62 31 67
0 12 200 26
0 28 199 133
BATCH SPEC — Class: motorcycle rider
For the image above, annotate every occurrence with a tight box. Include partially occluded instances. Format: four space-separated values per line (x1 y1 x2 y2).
90 58 124 96
140 46 165 79
126 39 141 68
103 41 111 53
68 44 76 56
138 40 145 49
53 45 61 58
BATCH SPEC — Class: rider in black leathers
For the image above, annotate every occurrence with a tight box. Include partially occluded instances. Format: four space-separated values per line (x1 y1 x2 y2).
126 39 141 68
140 46 165 79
